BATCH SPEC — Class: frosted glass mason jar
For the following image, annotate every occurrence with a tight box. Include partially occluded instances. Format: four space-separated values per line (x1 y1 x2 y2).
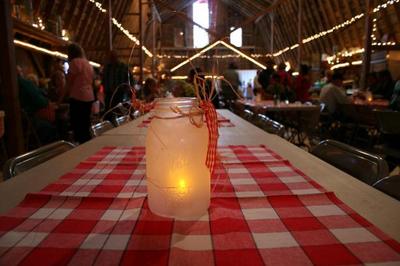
146 98 210 219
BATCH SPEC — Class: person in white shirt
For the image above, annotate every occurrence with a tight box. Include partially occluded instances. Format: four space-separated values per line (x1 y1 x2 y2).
320 72 350 114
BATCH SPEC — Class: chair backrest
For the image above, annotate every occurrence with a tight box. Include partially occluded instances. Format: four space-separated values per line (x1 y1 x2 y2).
90 121 114 137
243 109 255 121
132 110 141 119
258 114 285 137
298 107 321 135
3 140 76 180
311 139 389 185
373 175 400 201
113 115 131 127
374 110 400 135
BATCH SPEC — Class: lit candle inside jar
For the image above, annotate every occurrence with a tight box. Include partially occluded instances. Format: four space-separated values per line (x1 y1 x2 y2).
146 98 211 219
177 179 188 195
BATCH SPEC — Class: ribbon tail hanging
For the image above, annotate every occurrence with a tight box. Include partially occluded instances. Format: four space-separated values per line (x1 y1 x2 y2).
201 101 219 174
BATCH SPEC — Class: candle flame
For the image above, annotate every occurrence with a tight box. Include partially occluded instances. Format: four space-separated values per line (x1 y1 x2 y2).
178 179 188 195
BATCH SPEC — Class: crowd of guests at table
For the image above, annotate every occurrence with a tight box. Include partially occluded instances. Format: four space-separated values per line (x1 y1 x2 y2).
16 43 137 146
249 57 400 115
14 43 400 147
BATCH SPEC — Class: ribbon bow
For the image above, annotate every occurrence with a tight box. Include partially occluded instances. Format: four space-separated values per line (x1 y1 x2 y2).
200 100 219 173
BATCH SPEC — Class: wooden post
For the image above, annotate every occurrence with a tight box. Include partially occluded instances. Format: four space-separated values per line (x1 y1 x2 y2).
139 0 144 84
151 2 156 77
270 13 274 54
107 0 113 51
360 0 373 90
0 0 24 156
297 0 302 69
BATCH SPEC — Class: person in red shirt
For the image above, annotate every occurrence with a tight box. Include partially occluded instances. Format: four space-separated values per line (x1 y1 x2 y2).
294 64 312 102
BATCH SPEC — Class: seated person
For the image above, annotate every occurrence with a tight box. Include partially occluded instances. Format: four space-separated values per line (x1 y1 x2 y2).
17 67 58 144
266 74 283 99
319 72 350 114
390 79 400 111
375 70 395 100
141 77 161 103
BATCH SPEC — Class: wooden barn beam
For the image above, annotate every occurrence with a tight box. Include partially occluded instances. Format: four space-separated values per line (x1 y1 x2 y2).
297 0 302 67
72 0 90 43
65 0 85 33
228 0 287 36
0 0 24 155
107 0 113 51
343 0 361 47
308 0 331 54
276 3 297 62
111 0 127 42
139 0 144 83
324 0 346 50
77 1 96 45
43 0 56 20
330 0 353 49
81 0 105 48
153 0 219 38
315 0 338 53
360 0 373 90
302 0 323 55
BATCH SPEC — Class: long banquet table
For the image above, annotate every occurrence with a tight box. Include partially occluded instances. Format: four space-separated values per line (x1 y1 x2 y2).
0 109 399 265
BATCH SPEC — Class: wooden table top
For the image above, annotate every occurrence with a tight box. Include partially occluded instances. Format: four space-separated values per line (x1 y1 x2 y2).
0 109 399 241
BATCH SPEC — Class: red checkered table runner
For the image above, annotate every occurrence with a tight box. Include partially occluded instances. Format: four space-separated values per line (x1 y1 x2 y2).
39 146 325 199
0 192 399 265
138 113 235 128
0 145 399 265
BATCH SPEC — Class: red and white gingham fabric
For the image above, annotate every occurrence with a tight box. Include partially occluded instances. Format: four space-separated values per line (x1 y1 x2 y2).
0 192 399 265
39 146 325 199
0 145 399 265
138 113 235 128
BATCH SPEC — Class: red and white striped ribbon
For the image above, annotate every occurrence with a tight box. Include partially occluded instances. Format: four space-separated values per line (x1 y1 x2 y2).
200 100 219 173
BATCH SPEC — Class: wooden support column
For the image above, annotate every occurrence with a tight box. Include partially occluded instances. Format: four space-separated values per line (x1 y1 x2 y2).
297 0 302 69
270 13 274 54
139 0 144 83
360 0 373 90
151 1 157 77
107 0 113 52
0 0 24 156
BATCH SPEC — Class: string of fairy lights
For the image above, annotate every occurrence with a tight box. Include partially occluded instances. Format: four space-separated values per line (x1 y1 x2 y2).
166 0 399 72
270 0 399 59
21 0 399 71
88 0 153 57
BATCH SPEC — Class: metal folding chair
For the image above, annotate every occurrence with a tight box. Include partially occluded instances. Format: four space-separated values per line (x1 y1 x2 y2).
90 121 114 137
257 114 285 137
113 115 131 127
373 175 400 201
373 110 400 166
243 109 255 122
2 140 76 180
311 139 389 185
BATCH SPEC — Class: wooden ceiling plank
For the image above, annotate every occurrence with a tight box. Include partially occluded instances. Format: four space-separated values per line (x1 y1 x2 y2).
112 0 130 42
78 2 98 45
278 2 309 59
315 0 340 53
43 0 57 20
63 0 81 33
323 0 346 50
302 0 323 55
70 0 90 42
342 0 361 47
308 0 332 54
286 0 312 57
82 0 105 46
330 0 353 50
